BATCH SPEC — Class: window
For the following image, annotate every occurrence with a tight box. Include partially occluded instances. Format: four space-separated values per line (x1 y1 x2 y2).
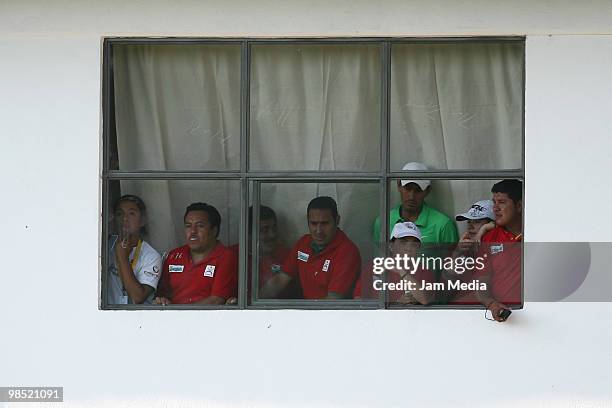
102 37 524 310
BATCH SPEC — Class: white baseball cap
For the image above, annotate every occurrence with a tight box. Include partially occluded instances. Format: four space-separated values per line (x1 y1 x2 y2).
390 221 422 242
400 162 431 191
455 199 494 221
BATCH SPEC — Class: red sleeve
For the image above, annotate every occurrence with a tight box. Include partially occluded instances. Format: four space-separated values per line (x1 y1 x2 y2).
353 261 376 299
281 239 302 278
229 244 239 258
156 256 172 298
276 247 291 264
210 248 238 299
328 243 361 296
473 234 493 279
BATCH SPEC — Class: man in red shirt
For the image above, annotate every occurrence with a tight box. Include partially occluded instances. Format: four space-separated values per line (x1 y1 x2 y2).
260 196 361 299
227 205 292 303
155 202 237 305
476 180 523 322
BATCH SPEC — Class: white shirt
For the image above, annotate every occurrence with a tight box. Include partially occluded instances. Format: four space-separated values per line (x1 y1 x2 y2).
107 238 162 305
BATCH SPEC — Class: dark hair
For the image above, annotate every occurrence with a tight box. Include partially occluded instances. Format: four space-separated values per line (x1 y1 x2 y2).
184 202 221 237
248 205 277 233
491 179 523 203
249 205 277 223
113 194 148 235
307 196 339 222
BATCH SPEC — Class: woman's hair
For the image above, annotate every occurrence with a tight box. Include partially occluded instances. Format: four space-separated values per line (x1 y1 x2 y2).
113 194 148 236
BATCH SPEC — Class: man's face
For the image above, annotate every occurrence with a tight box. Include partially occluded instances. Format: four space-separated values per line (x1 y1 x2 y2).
184 210 218 254
397 182 429 214
492 192 522 228
466 218 491 239
259 217 278 254
390 236 420 257
114 201 143 236
308 208 338 247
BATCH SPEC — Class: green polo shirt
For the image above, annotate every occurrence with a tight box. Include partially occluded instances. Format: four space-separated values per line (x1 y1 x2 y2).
372 202 459 244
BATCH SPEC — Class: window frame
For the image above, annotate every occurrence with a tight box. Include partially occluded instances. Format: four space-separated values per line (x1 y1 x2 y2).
101 36 525 310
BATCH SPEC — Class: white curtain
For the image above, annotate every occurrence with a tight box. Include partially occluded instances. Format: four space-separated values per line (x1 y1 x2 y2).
112 42 523 258
390 42 523 224
250 44 381 171
113 44 241 253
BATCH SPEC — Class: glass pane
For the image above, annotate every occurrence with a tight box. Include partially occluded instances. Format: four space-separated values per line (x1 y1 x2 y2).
390 42 524 170
251 182 380 302
250 44 381 171
111 44 241 171
379 178 523 308
105 179 240 306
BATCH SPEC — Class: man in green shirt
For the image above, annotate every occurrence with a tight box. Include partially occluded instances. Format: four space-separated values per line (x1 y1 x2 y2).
373 162 458 245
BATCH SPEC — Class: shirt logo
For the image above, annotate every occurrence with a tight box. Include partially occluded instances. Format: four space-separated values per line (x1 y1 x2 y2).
297 251 310 262
144 265 160 277
490 244 504 255
322 259 331 272
169 265 184 273
204 265 216 277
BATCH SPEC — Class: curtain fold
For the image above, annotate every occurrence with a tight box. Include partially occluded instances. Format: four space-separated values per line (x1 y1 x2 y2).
112 42 523 257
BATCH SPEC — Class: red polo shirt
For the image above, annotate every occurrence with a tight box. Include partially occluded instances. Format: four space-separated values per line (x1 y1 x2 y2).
229 244 291 289
283 229 361 299
476 226 522 305
157 242 237 304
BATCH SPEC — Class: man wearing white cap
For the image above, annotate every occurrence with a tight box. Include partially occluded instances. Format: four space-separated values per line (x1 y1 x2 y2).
443 200 495 304
455 199 495 244
373 162 458 246
355 221 434 305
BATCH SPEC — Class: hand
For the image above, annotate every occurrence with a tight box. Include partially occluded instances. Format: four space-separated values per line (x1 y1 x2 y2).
488 301 511 322
115 234 135 261
225 297 238 305
475 221 496 242
456 231 477 252
154 296 172 306
396 292 420 305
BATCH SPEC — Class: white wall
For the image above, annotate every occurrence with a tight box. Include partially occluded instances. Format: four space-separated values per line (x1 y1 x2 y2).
2 1 612 407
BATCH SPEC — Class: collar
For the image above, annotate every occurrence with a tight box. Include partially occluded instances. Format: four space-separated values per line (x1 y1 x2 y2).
308 229 346 256
310 241 325 255
486 226 523 242
505 229 523 242
184 241 224 266
397 202 431 228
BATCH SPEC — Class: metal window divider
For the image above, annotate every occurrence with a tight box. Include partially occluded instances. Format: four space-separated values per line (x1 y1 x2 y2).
238 40 250 309
251 181 260 303
379 41 391 309
101 37 526 310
